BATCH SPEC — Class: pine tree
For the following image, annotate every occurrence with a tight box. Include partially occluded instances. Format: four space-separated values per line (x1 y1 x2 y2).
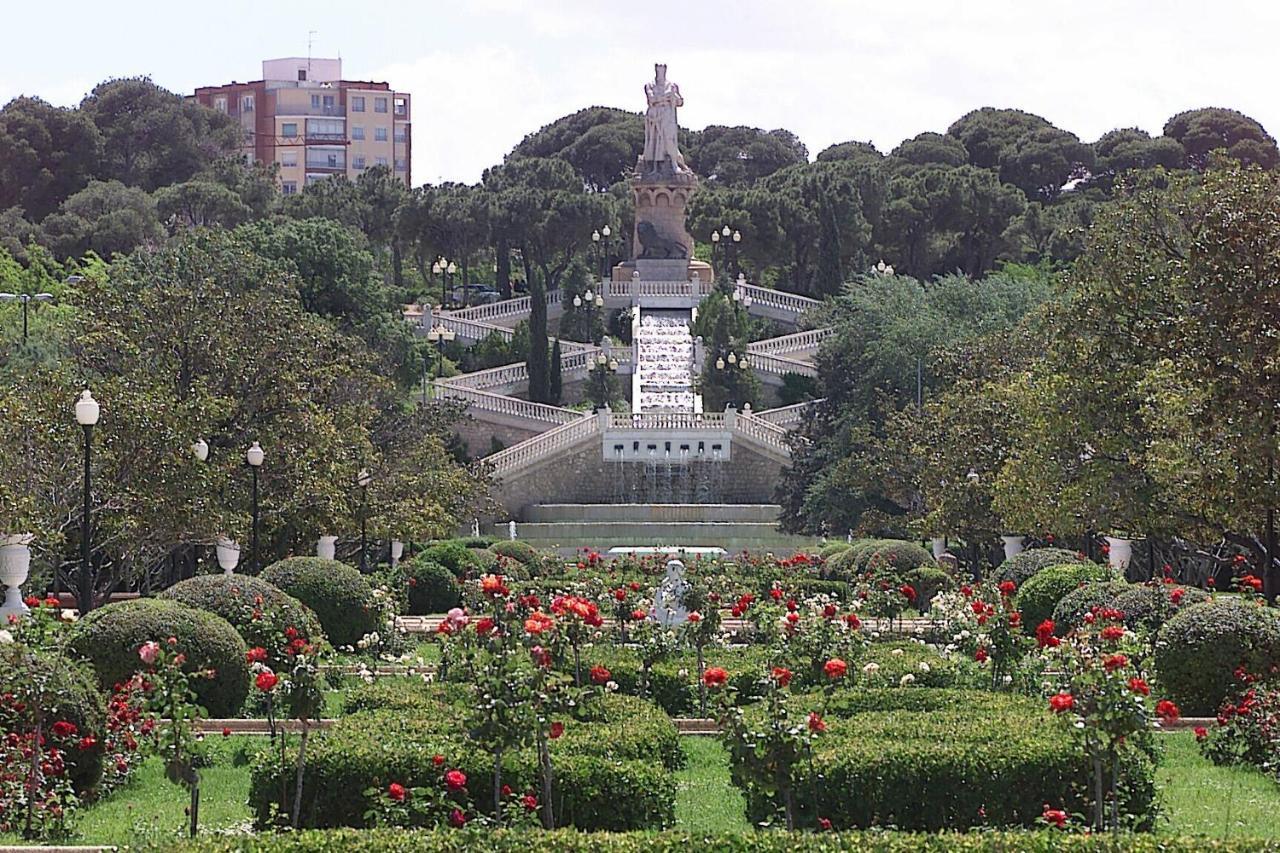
549 338 563 405
814 201 844 297
527 271 550 402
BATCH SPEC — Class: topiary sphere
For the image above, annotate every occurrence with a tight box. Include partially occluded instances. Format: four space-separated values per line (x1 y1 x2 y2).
1051 581 1134 634
403 558 462 615
825 546 865 582
261 557 380 648
0 644 107 793
161 574 325 650
419 541 486 579
1110 584 1211 635
69 598 249 717
902 566 956 611
861 540 934 574
1155 597 1280 715
489 540 539 565
818 541 852 560
1015 563 1109 632
996 547 1089 587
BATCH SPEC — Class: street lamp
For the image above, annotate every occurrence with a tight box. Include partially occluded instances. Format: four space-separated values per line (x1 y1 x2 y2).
0 292 54 342
432 259 456 307
246 442 264 572
357 468 372 573
425 319 456 402
75 389 100 614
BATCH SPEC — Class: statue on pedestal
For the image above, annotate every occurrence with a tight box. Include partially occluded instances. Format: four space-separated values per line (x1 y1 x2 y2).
640 64 691 177
652 558 691 627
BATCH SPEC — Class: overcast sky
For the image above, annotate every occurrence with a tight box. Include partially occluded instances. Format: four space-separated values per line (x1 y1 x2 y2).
2 0 1276 184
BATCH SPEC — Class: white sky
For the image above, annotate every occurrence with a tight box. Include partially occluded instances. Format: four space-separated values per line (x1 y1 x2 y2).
2 0 1276 184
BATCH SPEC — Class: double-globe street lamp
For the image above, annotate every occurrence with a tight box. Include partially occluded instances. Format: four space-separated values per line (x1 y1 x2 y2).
432 258 458 308
591 225 615 280
425 318 457 403
0 292 54 342
710 226 742 280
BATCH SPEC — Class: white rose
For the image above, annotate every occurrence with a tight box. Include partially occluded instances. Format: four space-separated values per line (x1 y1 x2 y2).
900 674 915 686
918 662 931 673
0 629 12 644
891 648 904 656
862 662 880 674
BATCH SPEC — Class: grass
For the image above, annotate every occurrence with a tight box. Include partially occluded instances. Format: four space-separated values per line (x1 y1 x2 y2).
1158 730 1280 838
674 737 750 831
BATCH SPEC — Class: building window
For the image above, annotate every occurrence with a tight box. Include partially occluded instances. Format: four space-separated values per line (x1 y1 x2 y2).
282 123 298 138
351 125 365 140
311 94 320 109
353 156 366 170
213 96 227 113
375 97 387 113
281 150 298 167
242 95 254 112
375 126 388 142
297 69 307 81
323 94 335 113
394 97 407 116
394 127 407 143
306 118 344 140
352 96 365 112
306 148 346 170
282 181 298 195
375 156 388 167
395 158 406 172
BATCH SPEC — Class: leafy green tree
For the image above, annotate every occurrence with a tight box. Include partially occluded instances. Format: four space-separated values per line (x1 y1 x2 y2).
549 338 563 405
946 107 1054 170
0 97 102 220
80 78 237 190
512 106 644 190
692 291 760 411
686 126 808 187
815 140 883 165
154 178 253 228
1163 107 1279 170
40 179 162 259
891 132 967 167
1092 128 1186 184
998 126 1094 200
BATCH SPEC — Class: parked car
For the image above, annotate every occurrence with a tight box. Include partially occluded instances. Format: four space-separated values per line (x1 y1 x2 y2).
450 284 503 306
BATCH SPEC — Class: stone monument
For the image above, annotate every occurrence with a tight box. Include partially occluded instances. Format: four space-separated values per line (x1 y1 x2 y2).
652 558 691 627
623 64 709 284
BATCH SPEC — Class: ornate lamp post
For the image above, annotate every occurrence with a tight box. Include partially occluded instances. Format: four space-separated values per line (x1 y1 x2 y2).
0 292 54 341
425 318 456 402
246 442 264 572
357 468 372 573
74 389 100 613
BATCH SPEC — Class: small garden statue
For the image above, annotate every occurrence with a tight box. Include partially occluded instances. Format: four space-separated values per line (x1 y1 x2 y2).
653 558 690 627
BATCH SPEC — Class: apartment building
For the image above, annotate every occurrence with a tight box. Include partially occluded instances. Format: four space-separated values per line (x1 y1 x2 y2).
193 57 411 193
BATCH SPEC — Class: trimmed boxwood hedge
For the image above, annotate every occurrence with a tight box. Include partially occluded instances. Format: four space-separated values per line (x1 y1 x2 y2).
0 644 107 793
249 688 678 830
734 688 1156 831
995 547 1089 587
261 557 380 648
1014 563 1108 631
160 574 326 652
1051 581 1134 634
819 541 852 559
1110 584 1210 634
402 558 461 615
151 829 1280 853
489 539 540 565
68 598 249 717
1154 597 1280 715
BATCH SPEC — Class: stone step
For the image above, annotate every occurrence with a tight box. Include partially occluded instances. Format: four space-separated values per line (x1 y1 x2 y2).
497 520 819 554
523 503 783 523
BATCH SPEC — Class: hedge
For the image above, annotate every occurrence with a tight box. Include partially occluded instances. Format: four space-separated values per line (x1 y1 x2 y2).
818 541 852 559
1110 584 1210 634
249 690 678 830
995 547 1089 587
160 574 326 655
1154 597 1280 715
420 541 489 578
734 688 1156 831
1051 581 1133 634
0 644 107 793
1014 563 1108 631
402 558 462 615
147 829 1280 853
901 567 955 612
261 557 380 648
489 539 540 565
68 597 249 717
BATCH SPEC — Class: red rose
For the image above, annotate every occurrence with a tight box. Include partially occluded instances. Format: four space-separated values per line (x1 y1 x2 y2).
1170 588 1185 605
222 727 232 737
474 617 495 637
1102 653 1128 672
1099 625 1124 642
255 671 279 692
899 584 917 603
845 613 861 630
771 667 793 687
818 817 833 831
808 711 827 733
769 588 783 601
77 735 96 751
481 574 509 597
786 612 799 624
1128 677 1150 696
1042 805 1068 829
687 611 702 623
1036 619 1059 648
631 608 648 621
1049 692 1075 713
388 782 407 802
822 604 837 619
51 720 78 738
1194 726 1208 741
999 580 1016 596
432 754 445 766
448 808 467 827
614 588 627 601
522 794 538 811
1156 699 1180 723
590 665 611 685
549 721 565 739
246 647 268 663
974 647 989 663
702 667 729 687
823 658 848 680
444 769 467 791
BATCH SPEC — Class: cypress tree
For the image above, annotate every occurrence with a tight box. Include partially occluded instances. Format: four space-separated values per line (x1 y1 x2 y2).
549 338 563 405
527 271 550 402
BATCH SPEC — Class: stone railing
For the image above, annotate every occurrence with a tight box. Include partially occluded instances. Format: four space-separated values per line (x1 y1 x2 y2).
439 362 529 391
600 279 716 300
754 399 824 428
607 411 728 430
434 384 586 426
748 351 818 378
738 283 823 320
448 290 561 324
733 412 793 457
747 327 833 356
487 415 602 478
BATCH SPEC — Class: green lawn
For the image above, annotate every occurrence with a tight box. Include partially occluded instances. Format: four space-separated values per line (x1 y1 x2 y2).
1158 730 1280 838
675 737 750 831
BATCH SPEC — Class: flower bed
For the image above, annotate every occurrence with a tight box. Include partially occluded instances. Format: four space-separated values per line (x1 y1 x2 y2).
249 687 678 830
730 688 1156 830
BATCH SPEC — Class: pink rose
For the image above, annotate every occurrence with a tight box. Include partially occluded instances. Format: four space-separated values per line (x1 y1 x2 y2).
138 641 160 664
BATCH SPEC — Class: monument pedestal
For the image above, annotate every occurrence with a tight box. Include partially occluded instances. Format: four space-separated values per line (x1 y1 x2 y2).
630 170 697 266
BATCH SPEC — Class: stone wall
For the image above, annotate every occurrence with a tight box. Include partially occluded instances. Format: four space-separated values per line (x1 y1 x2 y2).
492 438 786 519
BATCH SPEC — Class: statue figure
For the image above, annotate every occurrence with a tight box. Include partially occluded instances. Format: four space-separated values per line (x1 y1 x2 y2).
641 64 691 176
636 221 688 259
652 558 691 627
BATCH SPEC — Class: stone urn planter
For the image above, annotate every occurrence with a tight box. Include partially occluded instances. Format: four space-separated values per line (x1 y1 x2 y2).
930 537 947 560
0 533 34 620
390 540 404 568
215 536 241 576
1105 536 1134 573
316 535 338 560
1000 535 1026 561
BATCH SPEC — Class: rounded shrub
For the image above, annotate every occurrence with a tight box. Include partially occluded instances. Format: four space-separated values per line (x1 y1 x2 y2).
819 541 852 560
825 547 863 582
489 539 539 565
1155 597 1280 715
160 574 325 654
902 566 955 612
456 536 495 549
0 644 107 793
68 598 248 717
261 557 379 648
1111 584 1211 634
1051 581 1133 634
995 547 1089 587
862 540 934 574
1015 563 1108 631
403 558 461 615
418 541 485 579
